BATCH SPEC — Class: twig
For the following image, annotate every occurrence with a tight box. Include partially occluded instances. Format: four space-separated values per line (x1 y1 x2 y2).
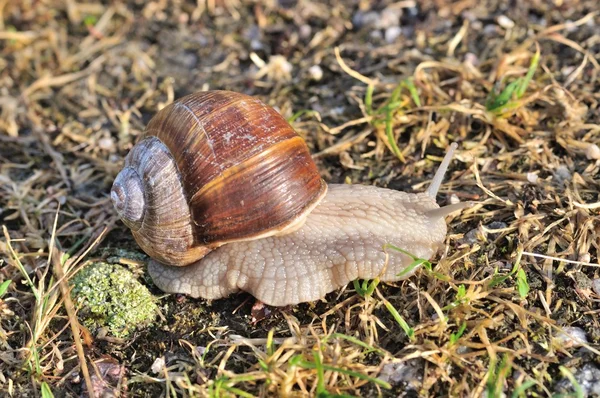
522 251 600 267
334 47 377 86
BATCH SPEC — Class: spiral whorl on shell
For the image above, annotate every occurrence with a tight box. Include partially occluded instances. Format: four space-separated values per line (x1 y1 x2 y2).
111 90 327 267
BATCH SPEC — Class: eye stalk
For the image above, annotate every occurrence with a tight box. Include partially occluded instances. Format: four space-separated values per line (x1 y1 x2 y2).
111 167 145 226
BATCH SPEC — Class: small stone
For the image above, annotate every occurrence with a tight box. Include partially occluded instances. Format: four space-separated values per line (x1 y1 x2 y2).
585 144 600 160
384 26 402 43
483 24 500 36
464 52 480 67
377 7 402 29
554 363 600 396
554 165 571 184
196 346 207 356
299 24 312 39
592 279 600 297
250 39 263 51
463 228 480 244
496 15 515 29
526 172 538 183
352 11 380 29
462 11 478 22
579 253 591 263
554 327 587 348
98 136 116 152
449 194 460 205
485 221 508 231
369 30 383 41
151 357 165 374
308 65 323 81
378 360 423 388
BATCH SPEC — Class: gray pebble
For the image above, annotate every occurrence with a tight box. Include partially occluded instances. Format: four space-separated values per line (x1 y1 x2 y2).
554 363 600 396
378 359 423 389
385 26 402 43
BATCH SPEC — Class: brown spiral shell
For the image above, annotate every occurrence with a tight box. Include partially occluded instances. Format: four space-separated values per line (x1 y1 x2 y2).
112 90 327 266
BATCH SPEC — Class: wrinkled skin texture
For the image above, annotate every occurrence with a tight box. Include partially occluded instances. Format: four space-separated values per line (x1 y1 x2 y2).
148 184 447 306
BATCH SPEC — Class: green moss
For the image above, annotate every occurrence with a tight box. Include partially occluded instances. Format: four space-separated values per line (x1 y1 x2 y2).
70 262 158 338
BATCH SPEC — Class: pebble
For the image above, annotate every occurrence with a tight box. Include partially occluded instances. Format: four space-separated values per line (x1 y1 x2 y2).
369 30 383 41
585 144 600 160
384 26 402 43
378 359 423 388
353 7 401 31
485 221 508 232
593 278 600 296
554 363 600 396
299 24 312 39
352 11 380 29
308 65 323 81
553 165 571 184
554 327 587 348
463 228 480 244
98 136 116 152
483 24 500 36
378 7 402 29
496 15 515 29
526 172 538 184
151 357 165 374
464 52 480 67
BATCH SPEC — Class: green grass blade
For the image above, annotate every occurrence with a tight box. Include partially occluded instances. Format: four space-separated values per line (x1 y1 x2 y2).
320 364 391 389
329 333 385 355
313 350 326 394
450 322 467 345
353 280 366 297
403 78 421 107
364 278 379 296
223 386 255 398
266 328 275 356
3 229 40 301
40 382 54 398
0 280 11 297
511 380 537 398
559 366 584 398
291 355 391 390
383 300 414 340
365 84 374 115
288 109 317 123
516 50 540 98
516 268 529 298
385 109 405 162
395 258 428 278
486 79 521 111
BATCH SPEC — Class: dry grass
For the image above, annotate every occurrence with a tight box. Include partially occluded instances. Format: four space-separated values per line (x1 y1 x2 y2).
1 0 600 397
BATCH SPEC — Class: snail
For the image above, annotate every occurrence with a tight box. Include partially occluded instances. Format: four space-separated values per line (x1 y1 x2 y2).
111 90 465 307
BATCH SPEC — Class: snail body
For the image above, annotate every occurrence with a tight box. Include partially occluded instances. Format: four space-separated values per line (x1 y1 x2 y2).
112 91 461 307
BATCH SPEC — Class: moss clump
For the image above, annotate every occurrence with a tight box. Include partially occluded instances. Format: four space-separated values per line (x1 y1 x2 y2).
70 262 158 338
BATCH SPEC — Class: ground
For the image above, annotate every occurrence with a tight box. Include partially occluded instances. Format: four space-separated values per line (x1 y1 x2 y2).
1 0 600 397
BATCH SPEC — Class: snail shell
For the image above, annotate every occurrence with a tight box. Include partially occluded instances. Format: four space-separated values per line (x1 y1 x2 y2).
111 91 327 266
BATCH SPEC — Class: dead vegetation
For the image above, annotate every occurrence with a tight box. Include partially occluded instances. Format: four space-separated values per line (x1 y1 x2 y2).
1 0 600 397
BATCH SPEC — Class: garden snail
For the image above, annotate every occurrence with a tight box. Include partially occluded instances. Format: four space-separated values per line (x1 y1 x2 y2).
112 90 464 306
